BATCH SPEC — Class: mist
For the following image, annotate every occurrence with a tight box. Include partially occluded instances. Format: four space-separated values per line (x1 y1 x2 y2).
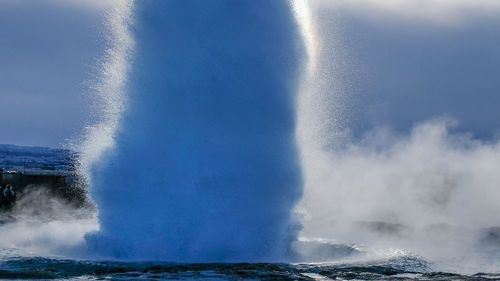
295 0 500 272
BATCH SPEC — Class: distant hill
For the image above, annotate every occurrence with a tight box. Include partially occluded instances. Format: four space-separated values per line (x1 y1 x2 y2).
0 144 76 172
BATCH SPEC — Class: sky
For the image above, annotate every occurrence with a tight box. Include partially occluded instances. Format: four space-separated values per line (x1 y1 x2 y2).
0 0 499 148
309 0 500 141
0 0 112 148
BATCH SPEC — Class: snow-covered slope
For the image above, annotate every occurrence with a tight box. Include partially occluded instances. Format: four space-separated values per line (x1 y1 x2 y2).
0 144 74 172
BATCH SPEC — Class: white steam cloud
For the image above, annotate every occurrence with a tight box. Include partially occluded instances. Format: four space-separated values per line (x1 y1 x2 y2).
297 119 500 271
0 186 98 257
294 1 500 272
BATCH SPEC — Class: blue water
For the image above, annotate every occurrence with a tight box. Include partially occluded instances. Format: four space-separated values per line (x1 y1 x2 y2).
85 0 304 262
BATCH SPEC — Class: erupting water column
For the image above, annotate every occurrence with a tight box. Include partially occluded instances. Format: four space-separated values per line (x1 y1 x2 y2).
83 0 306 261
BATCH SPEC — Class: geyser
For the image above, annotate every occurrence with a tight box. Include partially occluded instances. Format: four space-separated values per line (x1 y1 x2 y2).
84 0 304 261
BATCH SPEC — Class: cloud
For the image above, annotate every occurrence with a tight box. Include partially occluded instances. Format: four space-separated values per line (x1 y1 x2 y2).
0 0 112 147
317 0 500 25
52 0 119 10
1 0 116 10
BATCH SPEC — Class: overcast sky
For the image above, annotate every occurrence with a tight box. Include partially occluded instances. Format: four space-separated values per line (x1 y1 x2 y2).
312 0 500 141
1 0 499 148
0 1 110 148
